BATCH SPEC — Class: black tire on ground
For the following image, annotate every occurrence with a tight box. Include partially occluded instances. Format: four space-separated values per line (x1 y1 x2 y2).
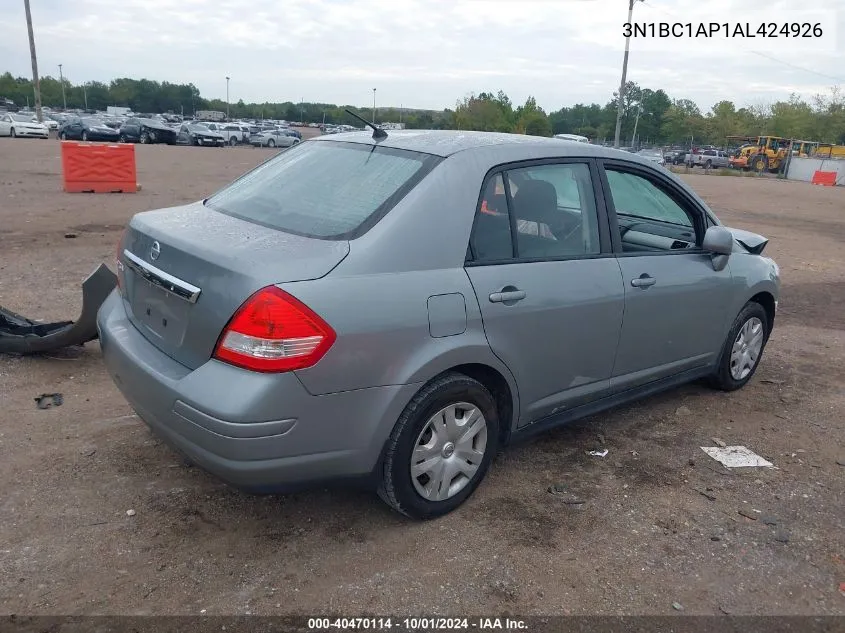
82 131 88 142
139 130 149 144
705 159 713 169
229 137 238 146
10 128 15 138
751 155 768 173
708 301 769 392
268 139 275 147
59 131 66 140
377 372 500 520
119 134 127 143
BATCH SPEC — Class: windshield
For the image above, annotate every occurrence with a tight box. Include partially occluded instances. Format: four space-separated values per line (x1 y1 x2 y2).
12 114 34 122
190 123 209 130
638 149 661 156
83 118 105 126
206 140 441 240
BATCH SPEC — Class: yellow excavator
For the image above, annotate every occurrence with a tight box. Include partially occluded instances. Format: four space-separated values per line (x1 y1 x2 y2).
727 136 817 173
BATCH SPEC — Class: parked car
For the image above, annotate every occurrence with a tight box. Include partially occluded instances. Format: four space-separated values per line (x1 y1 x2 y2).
210 123 250 146
0 113 49 138
635 148 665 166
119 117 178 144
99 130 780 519
35 116 59 131
249 129 301 148
686 149 731 169
58 117 121 142
175 122 225 146
665 149 687 165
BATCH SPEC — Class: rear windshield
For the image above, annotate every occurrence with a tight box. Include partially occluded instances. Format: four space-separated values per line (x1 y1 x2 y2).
205 140 440 239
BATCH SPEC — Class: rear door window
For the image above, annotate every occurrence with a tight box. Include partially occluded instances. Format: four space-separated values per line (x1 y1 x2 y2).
205 141 441 239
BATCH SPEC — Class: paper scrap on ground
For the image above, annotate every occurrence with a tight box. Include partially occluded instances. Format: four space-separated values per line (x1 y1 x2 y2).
587 449 609 457
701 446 773 468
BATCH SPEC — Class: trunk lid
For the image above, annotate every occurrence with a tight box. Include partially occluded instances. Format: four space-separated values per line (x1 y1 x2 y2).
120 201 349 369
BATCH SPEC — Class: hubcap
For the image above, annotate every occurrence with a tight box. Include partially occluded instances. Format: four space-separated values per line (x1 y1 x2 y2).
410 402 487 502
730 317 764 380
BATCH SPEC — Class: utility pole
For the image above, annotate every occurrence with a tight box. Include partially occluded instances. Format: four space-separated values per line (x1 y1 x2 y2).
614 0 642 148
372 88 376 123
83 82 88 110
300 96 304 123
58 63 67 111
225 76 230 120
23 0 43 122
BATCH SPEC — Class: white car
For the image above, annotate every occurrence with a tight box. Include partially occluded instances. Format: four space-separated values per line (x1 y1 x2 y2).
35 116 59 130
0 113 49 138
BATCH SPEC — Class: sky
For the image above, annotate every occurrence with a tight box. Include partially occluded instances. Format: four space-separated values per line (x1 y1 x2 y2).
1 0 843 113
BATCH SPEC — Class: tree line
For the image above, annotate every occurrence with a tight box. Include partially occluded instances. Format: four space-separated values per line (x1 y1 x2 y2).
2 71 843 146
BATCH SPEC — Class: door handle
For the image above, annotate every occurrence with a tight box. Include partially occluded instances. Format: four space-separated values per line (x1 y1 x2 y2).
631 274 656 289
489 288 526 304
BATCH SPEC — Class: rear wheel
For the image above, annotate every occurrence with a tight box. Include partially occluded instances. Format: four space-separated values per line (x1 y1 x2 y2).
59 131 66 140
704 159 713 169
377 372 499 520
139 130 150 144
10 128 15 138
229 136 238 146
751 155 768 173
82 131 89 142
709 302 769 391
268 138 275 147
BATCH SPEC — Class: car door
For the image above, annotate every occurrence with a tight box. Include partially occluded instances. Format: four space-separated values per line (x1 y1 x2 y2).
598 160 733 391
465 160 624 426
0 115 10 135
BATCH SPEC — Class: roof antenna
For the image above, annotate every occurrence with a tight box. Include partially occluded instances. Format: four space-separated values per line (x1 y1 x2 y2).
345 108 387 140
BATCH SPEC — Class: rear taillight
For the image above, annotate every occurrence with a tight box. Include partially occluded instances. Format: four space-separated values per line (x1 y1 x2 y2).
213 286 336 373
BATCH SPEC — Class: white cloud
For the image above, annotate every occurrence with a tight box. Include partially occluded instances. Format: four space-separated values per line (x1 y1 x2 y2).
0 0 842 111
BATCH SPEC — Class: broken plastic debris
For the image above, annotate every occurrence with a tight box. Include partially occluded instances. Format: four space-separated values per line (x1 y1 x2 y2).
587 449 609 457
701 446 773 468
34 393 63 409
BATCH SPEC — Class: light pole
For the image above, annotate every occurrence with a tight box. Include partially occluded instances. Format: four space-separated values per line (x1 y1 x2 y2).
372 88 376 123
613 0 643 148
23 0 43 122
83 82 88 111
225 76 230 120
630 104 642 149
58 63 66 111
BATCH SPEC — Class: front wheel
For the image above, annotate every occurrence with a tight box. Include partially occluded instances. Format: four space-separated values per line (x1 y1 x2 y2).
709 302 769 391
377 372 499 520
10 128 15 138
82 131 88 141
267 139 275 147
59 131 66 140
139 130 150 144
229 136 238 146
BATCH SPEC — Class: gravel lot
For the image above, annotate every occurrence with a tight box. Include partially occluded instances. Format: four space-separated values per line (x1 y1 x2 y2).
0 137 843 616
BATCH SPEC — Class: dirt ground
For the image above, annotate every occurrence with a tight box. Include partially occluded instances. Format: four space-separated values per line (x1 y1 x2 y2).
0 136 843 617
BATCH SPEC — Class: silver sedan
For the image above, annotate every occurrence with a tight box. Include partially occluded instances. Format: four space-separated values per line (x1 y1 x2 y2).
249 129 301 148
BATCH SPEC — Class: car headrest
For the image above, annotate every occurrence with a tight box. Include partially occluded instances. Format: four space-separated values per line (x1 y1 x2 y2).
512 180 557 224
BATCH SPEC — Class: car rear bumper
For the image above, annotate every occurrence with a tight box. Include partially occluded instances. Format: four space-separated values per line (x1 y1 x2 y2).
96 291 419 492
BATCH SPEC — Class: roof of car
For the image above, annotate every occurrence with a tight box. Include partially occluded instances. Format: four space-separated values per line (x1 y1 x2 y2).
312 129 647 162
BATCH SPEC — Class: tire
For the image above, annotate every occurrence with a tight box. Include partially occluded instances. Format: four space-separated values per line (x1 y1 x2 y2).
751 155 768 173
59 131 66 140
190 136 198 146
705 159 713 169
229 136 238 146
139 130 150 144
82 131 88 142
268 139 275 147
708 302 769 392
377 372 499 520
119 134 127 143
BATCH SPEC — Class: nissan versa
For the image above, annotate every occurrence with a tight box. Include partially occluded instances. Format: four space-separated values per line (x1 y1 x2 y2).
97 129 780 519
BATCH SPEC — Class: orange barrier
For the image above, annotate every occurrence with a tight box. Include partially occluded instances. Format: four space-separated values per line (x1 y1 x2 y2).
61 141 137 193
810 170 837 186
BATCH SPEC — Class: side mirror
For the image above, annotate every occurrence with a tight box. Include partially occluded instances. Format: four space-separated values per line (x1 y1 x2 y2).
702 225 733 272
702 225 733 255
